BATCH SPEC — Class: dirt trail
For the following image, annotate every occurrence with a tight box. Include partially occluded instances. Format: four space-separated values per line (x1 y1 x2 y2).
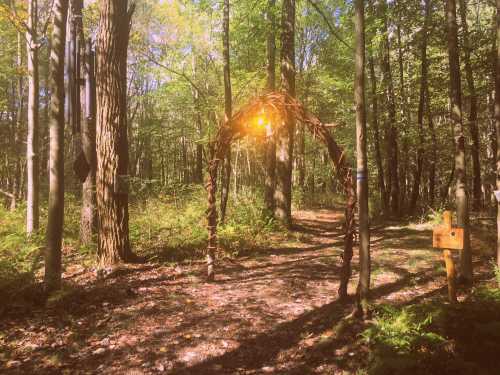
0 209 488 374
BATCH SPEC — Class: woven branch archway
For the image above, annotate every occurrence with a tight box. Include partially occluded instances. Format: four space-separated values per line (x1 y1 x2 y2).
205 92 356 298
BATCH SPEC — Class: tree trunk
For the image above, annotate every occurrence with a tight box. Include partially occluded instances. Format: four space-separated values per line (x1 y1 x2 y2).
495 0 500 274
181 131 188 183
396 22 408 213
80 39 97 245
45 0 69 292
446 0 472 284
409 0 430 214
12 31 24 211
264 0 276 214
219 0 232 225
68 0 95 245
368 53 387 214
96 0 135 266
459 0 481 211
427 86 437 208
275 0 295 227
192 57 203 185
26 0 40 234
354 0 370 316
66 3 78 193
195 112 204 184
380 0 399 217
298 123 306 189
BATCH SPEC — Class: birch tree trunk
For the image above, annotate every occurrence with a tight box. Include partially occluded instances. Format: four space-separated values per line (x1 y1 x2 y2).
26 0 40 234
45 0 69 292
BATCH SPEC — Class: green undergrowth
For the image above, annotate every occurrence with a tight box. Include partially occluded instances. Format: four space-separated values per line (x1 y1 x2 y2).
0 185 290 291
0 204 42 293
0 196 86 298
131 185 283 262
362 286 500 375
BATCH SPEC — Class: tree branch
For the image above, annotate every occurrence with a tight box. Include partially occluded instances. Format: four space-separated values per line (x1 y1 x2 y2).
306 0 352 50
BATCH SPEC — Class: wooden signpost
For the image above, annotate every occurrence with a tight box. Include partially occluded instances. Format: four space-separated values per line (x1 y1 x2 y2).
432 211 464 302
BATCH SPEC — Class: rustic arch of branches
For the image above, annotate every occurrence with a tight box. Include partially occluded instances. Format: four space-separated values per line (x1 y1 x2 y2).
205 92 356 298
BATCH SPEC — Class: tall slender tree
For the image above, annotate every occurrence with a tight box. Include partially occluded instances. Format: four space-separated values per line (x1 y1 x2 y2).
12 31 23 211
368 53 387 214
459 0 481 211
427 83 437 208
219 0 232 224
275 0 295 227
26 0 39 234
495 0 500 273
354 0 370 316
80 38 96 245
45 0 69 292
409 0 431 214
96 0 135 265
379 0 399 217
396 19 408 211
264 0 276 215
366 0 388 215
446 0 472 284
67 0 96 245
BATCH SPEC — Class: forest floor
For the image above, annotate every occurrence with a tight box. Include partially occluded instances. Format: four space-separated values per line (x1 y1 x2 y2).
1 208 499 374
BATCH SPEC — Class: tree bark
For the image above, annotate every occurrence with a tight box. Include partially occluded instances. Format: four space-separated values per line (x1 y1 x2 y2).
380 0 399 217
495 0 500 274
264 0 276 215
427 85 437 208
446 0 472 284
275 0 295 227
219 0 232 225
192 58 203 184
12 31 24 211
396 22 408 212
26 0 40 234
195 112 204 184
409 0 430 214
96 0 135 266
368 53 387 214
45 0 69 292
458 0 481 212
80 39 96 245
354 0 370 316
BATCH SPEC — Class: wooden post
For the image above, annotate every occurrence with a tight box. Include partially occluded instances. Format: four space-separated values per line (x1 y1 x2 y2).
443 249 457 303
443 210 452 228
443 211 457 302
433 210 461 303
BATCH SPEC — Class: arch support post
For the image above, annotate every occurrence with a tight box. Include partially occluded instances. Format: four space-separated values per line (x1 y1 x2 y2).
206 145 220 281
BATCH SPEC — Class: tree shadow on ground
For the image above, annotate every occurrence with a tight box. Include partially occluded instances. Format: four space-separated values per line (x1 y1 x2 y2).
167 265 455 375
1 210 497 374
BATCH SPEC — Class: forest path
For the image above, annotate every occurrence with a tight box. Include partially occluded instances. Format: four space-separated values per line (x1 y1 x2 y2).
1 209 492 374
